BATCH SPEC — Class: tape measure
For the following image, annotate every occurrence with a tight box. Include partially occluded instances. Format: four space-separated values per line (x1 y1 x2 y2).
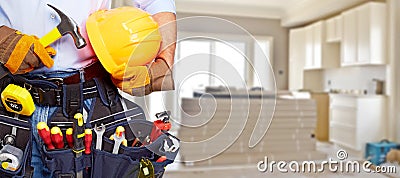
1 84 35 116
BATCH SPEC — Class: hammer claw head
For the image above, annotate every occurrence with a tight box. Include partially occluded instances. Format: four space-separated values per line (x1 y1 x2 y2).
47 4 87 49
47 4 67 21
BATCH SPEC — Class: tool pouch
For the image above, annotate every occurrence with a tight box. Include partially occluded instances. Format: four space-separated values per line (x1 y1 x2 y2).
39 83 88 178
91 119 179 178
39 97 148 178
0 113 32 178
42 147 91 178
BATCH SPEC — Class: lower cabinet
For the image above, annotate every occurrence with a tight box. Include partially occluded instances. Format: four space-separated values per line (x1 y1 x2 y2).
329 94 386 151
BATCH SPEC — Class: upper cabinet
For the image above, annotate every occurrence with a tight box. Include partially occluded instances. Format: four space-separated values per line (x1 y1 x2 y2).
289 28 306 90
341 2 387 66
341 9 357 65
326 15 343 43
304 21 339 70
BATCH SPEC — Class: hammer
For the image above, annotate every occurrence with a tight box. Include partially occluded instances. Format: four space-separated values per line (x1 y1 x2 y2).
39 4 86 49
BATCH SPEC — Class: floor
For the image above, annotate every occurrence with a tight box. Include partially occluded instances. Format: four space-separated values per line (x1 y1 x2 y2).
163 142 399 178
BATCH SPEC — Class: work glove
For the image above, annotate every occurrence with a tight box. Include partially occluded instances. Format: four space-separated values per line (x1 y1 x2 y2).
111 58 174 96
0 26 55 74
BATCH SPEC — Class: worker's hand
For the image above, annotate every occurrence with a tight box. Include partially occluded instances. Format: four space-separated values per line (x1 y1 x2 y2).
111 58 174 96
0 26 55 74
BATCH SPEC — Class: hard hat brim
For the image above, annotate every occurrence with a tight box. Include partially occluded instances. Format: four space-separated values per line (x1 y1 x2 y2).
86 16 116 74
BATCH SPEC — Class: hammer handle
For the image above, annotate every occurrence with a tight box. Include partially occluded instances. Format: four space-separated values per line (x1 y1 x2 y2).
39 27 61 47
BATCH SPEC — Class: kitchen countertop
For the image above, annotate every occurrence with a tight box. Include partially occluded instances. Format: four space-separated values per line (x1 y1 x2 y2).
307 91 387 98
329 93 387 98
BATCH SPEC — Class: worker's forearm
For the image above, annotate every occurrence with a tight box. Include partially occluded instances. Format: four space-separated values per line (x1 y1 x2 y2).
152 12 177 68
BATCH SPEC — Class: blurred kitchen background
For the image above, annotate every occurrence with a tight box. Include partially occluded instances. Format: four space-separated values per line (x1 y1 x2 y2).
114 0 400 177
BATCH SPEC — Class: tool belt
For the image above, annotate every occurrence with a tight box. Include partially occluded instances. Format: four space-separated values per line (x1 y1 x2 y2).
0 62 180 178
27 62 111 107
0 110 179 178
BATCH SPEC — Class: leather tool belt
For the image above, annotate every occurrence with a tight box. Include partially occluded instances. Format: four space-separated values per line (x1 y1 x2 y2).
19 62 113 107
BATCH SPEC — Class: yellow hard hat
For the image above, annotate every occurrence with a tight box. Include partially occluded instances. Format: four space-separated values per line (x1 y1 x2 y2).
86 6 162 73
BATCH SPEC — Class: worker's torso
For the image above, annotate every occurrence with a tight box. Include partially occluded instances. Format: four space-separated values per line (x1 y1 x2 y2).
0 0 111 73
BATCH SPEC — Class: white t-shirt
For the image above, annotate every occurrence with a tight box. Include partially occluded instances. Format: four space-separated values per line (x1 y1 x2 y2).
0 0 175 73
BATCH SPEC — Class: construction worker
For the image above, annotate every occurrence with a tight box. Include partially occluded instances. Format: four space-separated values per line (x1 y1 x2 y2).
0 0 176 177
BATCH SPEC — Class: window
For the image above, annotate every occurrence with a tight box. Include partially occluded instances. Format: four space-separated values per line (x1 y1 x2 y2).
142 33 273 121
212 41 247 88
176 40 211 98
252 37 274 90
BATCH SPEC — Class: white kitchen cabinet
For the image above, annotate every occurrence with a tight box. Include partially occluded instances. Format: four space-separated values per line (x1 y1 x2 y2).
326 18 334 42
326 15 343 43
289 22 339 90
304 21 339 70
329 94 386 151
289 28 306 90
341 10 357 65
304 25 314 69
357 3 386 64
341 2 387 66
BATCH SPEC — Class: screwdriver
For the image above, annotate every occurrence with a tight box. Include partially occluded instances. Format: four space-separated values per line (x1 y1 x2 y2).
72 113 85 152
73 113 85 178
50 126 64 149
66 128 74 148
37 122 54 150
84 129 92 155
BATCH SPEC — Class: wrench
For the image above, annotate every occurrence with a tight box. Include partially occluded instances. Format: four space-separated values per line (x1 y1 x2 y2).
112 132 125 154
164 137 180 152
94 124 105 150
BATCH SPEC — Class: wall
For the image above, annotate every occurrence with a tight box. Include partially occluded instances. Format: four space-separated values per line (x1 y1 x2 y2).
322 66 387 93
111 1 290 89
303 65 387 94
177 13 289 90
112 0 133 7
387 0 400 141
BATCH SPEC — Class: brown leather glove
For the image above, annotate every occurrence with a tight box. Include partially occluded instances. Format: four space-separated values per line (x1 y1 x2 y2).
111 58 174 96
0 26 55 74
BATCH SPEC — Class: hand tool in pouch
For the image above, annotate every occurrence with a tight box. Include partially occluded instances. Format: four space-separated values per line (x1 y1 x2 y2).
94 124 105 150
0 145 23 171
37 122 55 150
50 126 64 149
138 158 154 178
163 137 180 153
150 111 171 144
2 131 16 146
154 111 171 131
84 129 92 154
110 126 126 154
39 4 86 48
2 114 19 147
73 113 85 178
66 128 74 148
156 156 167 163
109 126 127 147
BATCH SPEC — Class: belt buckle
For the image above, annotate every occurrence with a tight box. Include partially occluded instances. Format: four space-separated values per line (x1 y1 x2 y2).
45 78 64 86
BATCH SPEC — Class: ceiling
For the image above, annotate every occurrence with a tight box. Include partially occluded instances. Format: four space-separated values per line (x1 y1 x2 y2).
176 0 304 8
175 0 370 27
